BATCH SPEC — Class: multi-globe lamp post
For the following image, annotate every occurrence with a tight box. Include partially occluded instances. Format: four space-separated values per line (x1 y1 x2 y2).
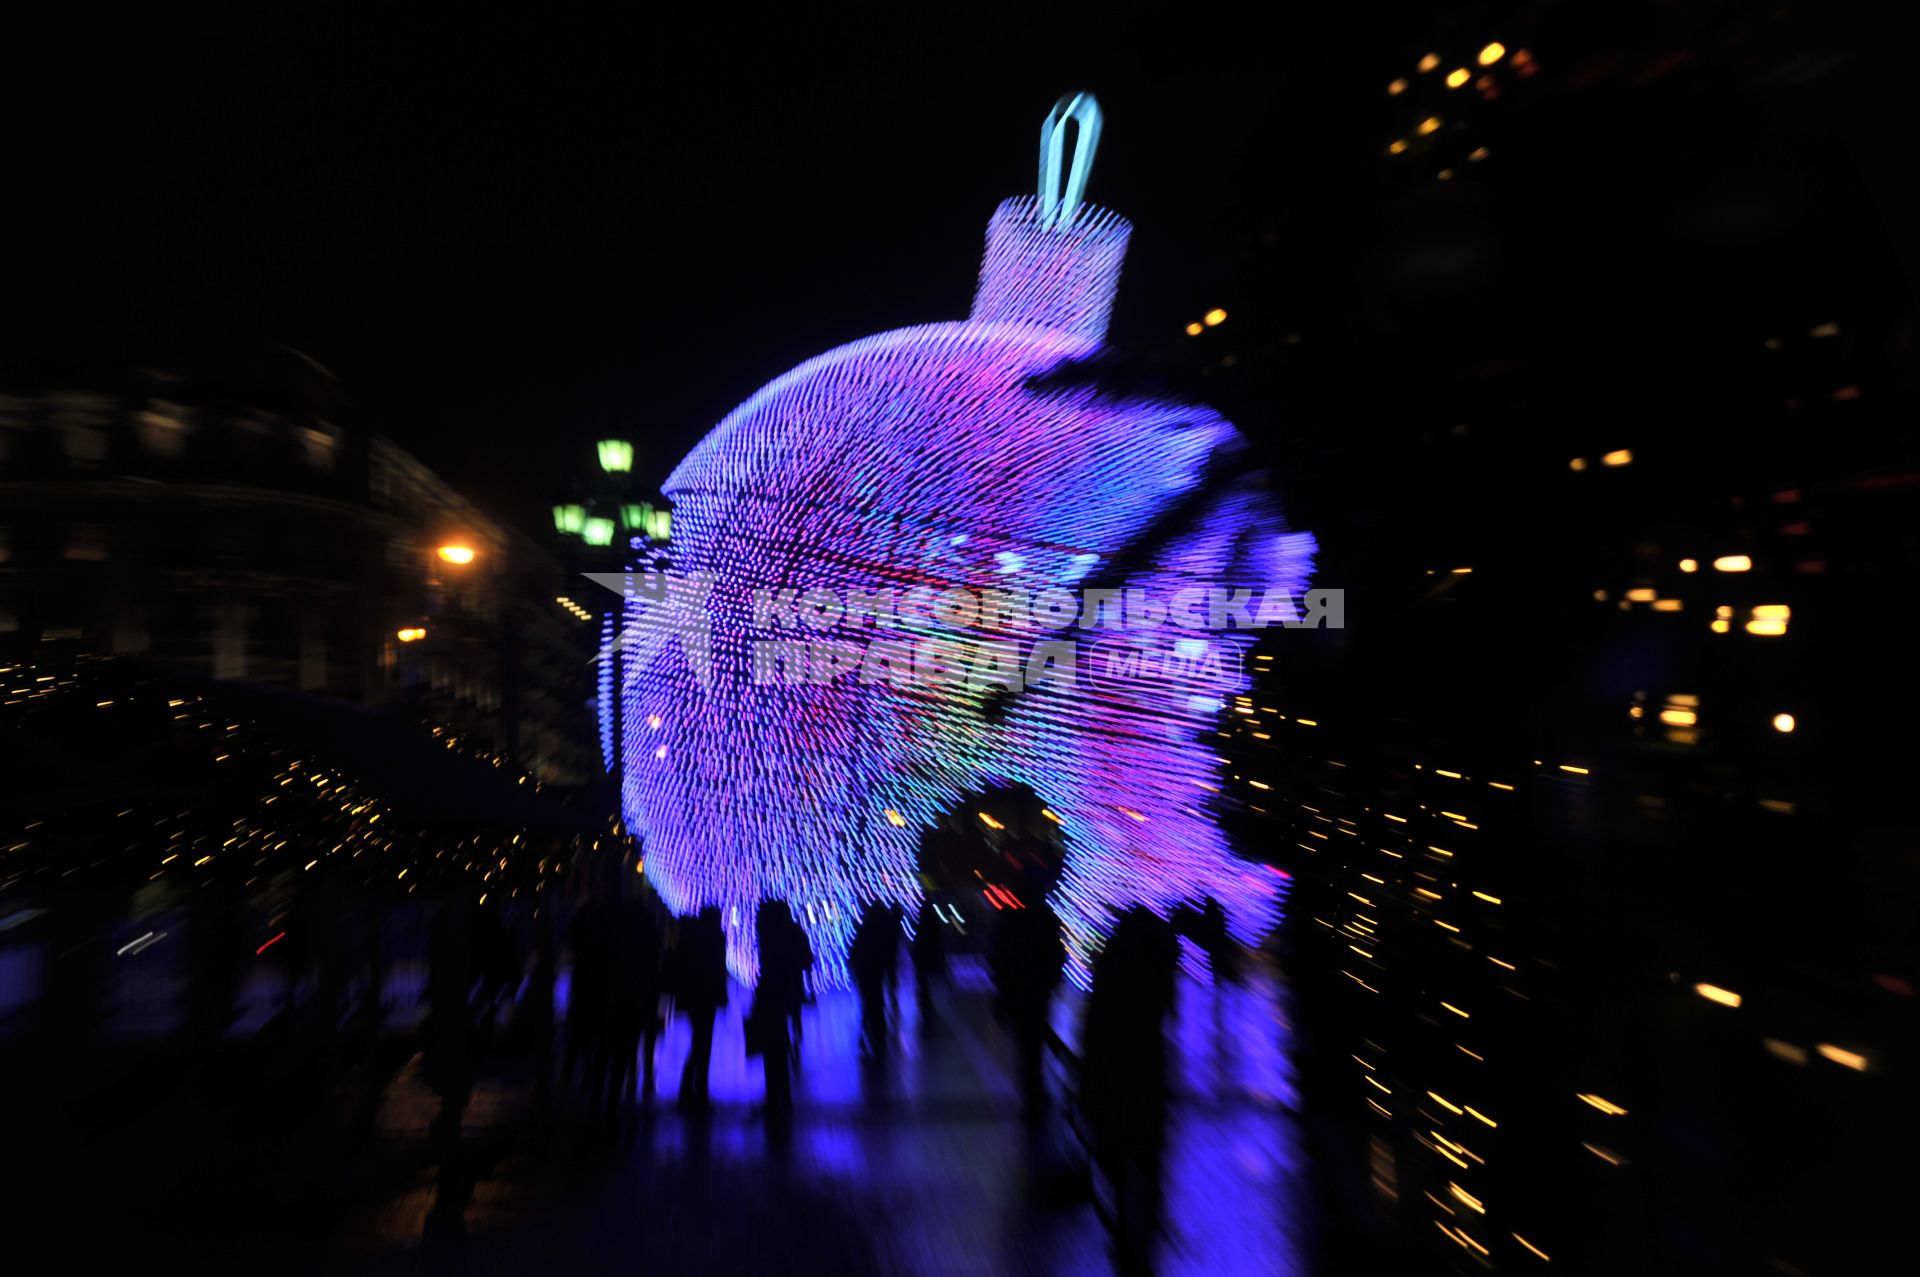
553 438 675 777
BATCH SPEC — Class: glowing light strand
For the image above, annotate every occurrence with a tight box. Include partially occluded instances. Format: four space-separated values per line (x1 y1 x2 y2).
616 96 1310 984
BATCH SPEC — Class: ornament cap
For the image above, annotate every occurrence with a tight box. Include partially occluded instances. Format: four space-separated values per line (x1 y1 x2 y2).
970 196 1131 344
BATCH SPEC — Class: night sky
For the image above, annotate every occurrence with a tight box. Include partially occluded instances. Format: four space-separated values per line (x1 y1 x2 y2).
6 5 1907 534
4 7 1378 527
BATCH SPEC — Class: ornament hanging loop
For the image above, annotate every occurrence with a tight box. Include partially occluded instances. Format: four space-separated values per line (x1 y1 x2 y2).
1037 92 1103 231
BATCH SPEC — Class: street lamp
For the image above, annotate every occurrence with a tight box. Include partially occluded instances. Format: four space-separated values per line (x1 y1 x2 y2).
437 543 478 565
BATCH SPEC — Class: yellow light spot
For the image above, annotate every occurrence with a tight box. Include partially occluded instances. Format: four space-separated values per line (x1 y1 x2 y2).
1468 146 1489 162
1576 1092 1627 1115
1488 781 1514 791
1713 554 1752 572
1514 1233 1551 1261
1625 588 1656 602
1815 1043 1867 1071
1203 308 1228 327
1694 982 1741 1008
1436 1219 1490 1255
1448 1182 1486 1213
1428 1090 1463 1113
1441 1002 1470 1019
1296 718 1318 726
1185 321 1204 336
1679 558 1698 573
1446 67 1471 88
1569 457 1588 471
1558 764 1590 775
1479 41 1507 65
1745 618 1787 636
1388 139 1408 155
1752 603 1791 619
1601 449 1633 467
1652 598 1682 612
1418 52 1441 72
1710 619 1731 633
1387 78 1408 95
1583 1143 1626 1166
1472 891 1502 905
1659 708 1697 726
436 543 477 565
1772 713 1796 733
396 627 427 643
884 809 907 828
1763 1038 1808 1065
978 812 1005 830
1417 116 1443 135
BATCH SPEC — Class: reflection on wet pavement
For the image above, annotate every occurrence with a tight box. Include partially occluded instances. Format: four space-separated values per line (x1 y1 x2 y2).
340 956 1305 1276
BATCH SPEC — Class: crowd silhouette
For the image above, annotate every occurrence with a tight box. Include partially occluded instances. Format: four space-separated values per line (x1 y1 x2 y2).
532 848 1245 1275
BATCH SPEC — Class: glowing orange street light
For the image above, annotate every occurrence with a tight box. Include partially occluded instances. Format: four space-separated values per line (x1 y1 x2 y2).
437 544 477 565
397 627 427 643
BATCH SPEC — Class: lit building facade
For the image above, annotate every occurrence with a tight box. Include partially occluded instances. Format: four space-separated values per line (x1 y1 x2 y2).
0 352 598 785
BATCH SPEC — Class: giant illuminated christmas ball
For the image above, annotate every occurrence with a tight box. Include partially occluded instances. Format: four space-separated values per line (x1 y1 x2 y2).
618 95 1313 983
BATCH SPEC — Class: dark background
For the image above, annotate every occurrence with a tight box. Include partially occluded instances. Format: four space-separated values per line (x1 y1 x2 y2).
10 3 1901 532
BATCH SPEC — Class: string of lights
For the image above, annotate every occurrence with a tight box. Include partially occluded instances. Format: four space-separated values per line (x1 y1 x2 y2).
616 100 1312 985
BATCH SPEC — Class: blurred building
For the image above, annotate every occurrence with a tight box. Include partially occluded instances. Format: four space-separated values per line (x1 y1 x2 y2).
1160 4 1916 1273
0 348 599 785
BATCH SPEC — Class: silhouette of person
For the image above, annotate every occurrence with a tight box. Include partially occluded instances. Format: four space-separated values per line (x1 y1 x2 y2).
563 893 613 1094
783 908 814 1064
600 892 663 1107
882 902 905 1009
849 902 894 1057
750 900 808 1117
1196 896 1241 986
424 894 481 1153
910 900 947 1018
674 906 728 1111
989 863 1064 1126
1079 907 1179 1275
